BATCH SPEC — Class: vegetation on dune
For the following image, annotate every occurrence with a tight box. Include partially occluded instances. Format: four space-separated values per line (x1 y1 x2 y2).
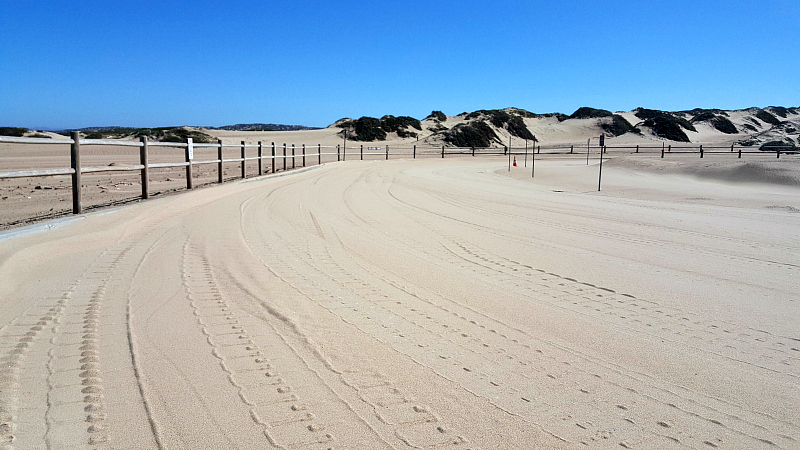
80 127 215 143
0 127 28 137
741 123 758 132
755 109 781 126
760 140 796 150
766 106 789 118
28 133 51 139
441 122 501 148
690 112 738 134
683 108 729 117
568 107 613 120
427 123 448 133
464 109 534 140
600 115 636 136
336 115 421 141
634 108 697 141
425 111 447 122
641 117 691 142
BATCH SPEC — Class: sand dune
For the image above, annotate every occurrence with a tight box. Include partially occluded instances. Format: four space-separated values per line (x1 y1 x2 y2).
0 154 797 449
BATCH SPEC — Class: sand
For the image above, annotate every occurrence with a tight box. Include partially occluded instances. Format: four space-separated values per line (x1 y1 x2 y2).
0 148 798 449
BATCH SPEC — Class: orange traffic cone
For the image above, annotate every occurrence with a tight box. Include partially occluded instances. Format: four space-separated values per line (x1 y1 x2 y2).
513 157 517 167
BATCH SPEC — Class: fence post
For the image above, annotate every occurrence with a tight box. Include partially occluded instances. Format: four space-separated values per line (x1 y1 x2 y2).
361 144 363 160
386 145 389 160
571 145 574 154
661 147 665 158
538 145 540 154
414 145 416 159
240 141 246 179
342 142 346 161
271 142 276 173
442 145 444 159
70 131 82 214
185 138 194 189
700 144 703 158
337 145 340 162
635 145 638 153
218 140 223 183
777 148 781 159
283 143 287 171
139 136 149 200
738 148 742 159
668 145 671 154
292 144 296 169
731 143 734 153
303 144 306 166
318 144 321 165
258 141 263 175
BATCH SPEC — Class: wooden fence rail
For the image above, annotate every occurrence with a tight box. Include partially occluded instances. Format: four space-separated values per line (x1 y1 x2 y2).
0 135 796 216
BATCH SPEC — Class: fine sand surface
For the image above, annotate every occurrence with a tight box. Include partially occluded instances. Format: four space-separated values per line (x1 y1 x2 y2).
0 155 798 449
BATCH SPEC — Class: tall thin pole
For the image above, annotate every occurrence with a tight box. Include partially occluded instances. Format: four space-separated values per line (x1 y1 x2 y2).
292 144 296 169
531 143 535 178
258 141 263 175
598 146 604 191
70 131 82 214
218 140 224 183
271 142 276 173
343 130 347 161
139 136 149 199
283 143 287 171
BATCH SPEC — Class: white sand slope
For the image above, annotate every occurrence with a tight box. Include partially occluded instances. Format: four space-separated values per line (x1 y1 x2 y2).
0 155 797 449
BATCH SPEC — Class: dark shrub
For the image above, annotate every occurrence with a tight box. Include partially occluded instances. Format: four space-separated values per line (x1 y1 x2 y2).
28 133 51 138
742 123 758 132
767 106 789 118
755 109 781 126
760 140 796 150
464 110 534 140
84 131 104 139
380 115 421 132
0 127 28 137
568 107 613 119
442 122 500 147
425 111 447 122
635 108 696 132
690 112 738 134
600 115 635 136
642 117 691 142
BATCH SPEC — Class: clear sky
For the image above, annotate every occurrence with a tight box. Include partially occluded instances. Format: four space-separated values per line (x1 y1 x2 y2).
1 0 798 129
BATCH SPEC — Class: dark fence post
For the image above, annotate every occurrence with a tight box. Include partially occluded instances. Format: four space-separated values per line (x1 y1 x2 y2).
738 148 742 159
283 143 287 171
472 146 475 157
258 141 263 175
292 144 296 169
318 144 321 165
240 141 246 179
360 144 363 160
303 144 306 166
414 145 416 159
185 138 193 189
731 144 735 153
537 145 540 154
570 145 574 154
661 147 665 158
635 145 638 153
337 145 340 162
139 136 149 199
441 145 444 158
271 142 276 173
70 131 82 214
777 148 781 159
386 145 389 160
700 144 704 158
668 145 671 154
217 140 223 183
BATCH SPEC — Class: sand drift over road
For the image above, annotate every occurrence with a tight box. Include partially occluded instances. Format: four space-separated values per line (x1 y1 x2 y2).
0 157 797 449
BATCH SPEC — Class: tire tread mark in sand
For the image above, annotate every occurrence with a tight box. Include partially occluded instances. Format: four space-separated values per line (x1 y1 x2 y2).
45 243 136 449
318 176 797 447
181 240 334 449
0 242 132 449
239 199 470 449
445 240 799 377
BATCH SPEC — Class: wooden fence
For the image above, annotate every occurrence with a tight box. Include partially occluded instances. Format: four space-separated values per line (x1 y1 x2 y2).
0 133 795 217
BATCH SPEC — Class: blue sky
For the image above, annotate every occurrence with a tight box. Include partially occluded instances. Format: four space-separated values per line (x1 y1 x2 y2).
1 0 798 129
